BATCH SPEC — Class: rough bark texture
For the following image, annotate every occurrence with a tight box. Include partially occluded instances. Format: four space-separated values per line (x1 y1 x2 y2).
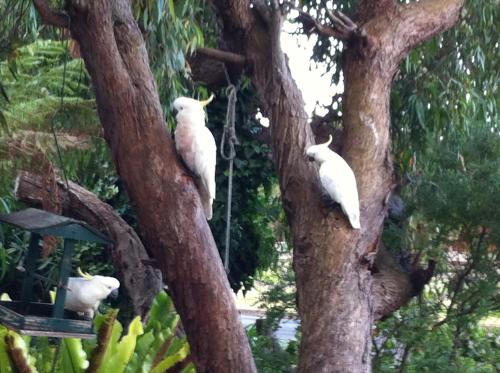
33 1 256 371
209 0 464 372
14 171 162 318
372 246 436 321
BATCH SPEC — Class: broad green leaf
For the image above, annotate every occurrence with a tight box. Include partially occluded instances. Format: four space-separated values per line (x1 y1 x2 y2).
150 343 189 373
61 338 89 373
100 316 143 373
124 330 155 373
99 313 124 366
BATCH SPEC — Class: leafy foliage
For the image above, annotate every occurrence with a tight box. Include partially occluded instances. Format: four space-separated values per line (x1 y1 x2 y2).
247 324 299 373
391 0 499 156
132 0 206 121
373 124 500 371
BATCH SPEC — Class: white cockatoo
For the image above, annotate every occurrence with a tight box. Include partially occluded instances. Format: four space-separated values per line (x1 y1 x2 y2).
306 135 361 229
173 95 216 220
64 268 120 318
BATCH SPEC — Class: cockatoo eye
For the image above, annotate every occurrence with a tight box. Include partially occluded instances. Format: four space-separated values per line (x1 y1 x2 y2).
308 156 315 162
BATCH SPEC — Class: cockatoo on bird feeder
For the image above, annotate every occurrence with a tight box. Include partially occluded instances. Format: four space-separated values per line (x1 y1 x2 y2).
173 95 217 220
306 135 361 229
64 268 120 318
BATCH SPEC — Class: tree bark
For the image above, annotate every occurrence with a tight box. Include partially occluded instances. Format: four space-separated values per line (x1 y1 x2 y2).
14 171 163 318
33 1 256 371
210 0 463 371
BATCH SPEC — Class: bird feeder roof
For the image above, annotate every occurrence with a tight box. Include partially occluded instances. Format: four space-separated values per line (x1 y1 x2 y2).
0 208 113 245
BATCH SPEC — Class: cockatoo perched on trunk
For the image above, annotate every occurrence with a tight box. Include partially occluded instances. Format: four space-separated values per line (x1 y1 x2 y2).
306 135 361 229
173 95 216 220
64 268 120 318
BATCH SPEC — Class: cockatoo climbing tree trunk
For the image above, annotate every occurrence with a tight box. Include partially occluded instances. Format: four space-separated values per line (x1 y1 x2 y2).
33 0 464 371
33 1 256 372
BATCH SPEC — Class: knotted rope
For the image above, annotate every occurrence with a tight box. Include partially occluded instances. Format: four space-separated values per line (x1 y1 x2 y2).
219 83 239 273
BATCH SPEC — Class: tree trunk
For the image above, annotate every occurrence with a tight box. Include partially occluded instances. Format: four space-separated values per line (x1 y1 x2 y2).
209 0 464 371
14 171 163 318
33 1 257 371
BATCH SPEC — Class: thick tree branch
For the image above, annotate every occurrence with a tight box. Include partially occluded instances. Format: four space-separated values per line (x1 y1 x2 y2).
188 54 227 89
32 0 69 28
195 47 246 65
372 246 436 320
392 0 465 62
14 171 163 318
356 0 397 21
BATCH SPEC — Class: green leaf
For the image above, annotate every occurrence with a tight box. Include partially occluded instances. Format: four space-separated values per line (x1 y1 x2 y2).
0 84 9 103
87 309 118 373
99 312 124 366
0 327 13 373
61 338 89 373
157 0 165 21
150 343 190 373
4 330 38 373
0 111 7 131
168 0 176 19
124 330 155 373
100 316 144 373
415 98 426 128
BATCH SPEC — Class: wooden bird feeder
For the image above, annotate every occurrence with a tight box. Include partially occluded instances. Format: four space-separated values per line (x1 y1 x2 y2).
0 208 113 338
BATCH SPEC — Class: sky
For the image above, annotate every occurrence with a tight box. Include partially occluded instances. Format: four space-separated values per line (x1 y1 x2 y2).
280 21 340 117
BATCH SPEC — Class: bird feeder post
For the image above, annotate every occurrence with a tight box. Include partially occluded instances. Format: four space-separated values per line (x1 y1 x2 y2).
20 234 41 309
53 239 75 319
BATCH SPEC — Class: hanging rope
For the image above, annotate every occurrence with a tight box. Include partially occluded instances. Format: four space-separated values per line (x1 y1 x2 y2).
220 77 239 274
50 23 71 191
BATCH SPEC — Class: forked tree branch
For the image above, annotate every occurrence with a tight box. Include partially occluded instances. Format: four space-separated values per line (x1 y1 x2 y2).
33 0 69 28
391 0 465 62
297 10 359 41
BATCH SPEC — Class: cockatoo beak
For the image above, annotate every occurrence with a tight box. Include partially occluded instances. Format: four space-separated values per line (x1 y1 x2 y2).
200 94 215 107
108 289 119 299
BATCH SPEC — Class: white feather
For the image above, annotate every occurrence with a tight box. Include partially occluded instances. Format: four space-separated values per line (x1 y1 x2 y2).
306 141 361 229
65 275 120 317
173 96 217 220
